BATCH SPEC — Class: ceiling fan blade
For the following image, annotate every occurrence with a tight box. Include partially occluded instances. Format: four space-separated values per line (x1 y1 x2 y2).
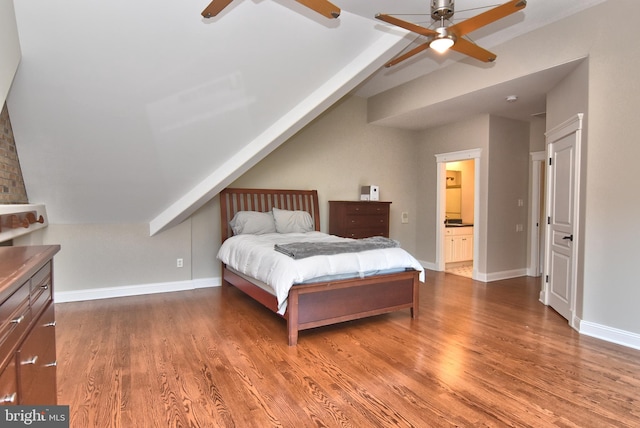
201 0 234 18
450 37 497 62
375 14 438 38
384 41 431 68
384 42 431 67
448 0 526 37
295 0 341 19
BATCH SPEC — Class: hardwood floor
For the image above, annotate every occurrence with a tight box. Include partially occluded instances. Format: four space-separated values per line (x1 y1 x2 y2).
55 271 640 427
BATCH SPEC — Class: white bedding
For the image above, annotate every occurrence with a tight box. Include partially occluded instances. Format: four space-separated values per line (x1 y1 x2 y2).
217 231 425 314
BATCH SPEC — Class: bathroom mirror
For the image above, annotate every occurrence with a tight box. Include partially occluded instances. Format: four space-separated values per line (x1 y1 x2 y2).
446 170 462 219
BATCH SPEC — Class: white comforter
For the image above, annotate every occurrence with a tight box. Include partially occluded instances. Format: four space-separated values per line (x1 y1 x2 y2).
217 232 424 314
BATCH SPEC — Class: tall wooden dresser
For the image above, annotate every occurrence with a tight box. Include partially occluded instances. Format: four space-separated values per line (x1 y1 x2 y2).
0 245 60 406
329 201 391 239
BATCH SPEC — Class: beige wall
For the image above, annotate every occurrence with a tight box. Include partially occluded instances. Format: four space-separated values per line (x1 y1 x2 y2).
416 115 490 270
486 116 530 273
231 95 420 253
416 115 529 277
191 196 220 280
16 199 221 292
17 222 192 292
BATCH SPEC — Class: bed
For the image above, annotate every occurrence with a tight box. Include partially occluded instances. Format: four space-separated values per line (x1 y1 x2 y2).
218 188 423 346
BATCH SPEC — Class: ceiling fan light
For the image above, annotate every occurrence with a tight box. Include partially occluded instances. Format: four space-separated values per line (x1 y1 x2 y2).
430 36 455 53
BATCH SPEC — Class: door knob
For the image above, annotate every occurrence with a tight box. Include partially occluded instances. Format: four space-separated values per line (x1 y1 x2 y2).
562 234 573 242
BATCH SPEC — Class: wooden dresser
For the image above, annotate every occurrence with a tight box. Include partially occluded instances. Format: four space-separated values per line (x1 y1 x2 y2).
329 201 391 239
0 245 60 406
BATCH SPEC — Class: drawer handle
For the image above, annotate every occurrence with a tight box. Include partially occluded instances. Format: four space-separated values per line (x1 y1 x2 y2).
45 361 57 368
44 321 57 327
11 315 25 324
21 356 38 366
40 284 50 290
1 393 17 404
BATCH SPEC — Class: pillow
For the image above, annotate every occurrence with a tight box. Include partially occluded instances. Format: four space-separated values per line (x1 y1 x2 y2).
229 211 276 235
272 207 314 233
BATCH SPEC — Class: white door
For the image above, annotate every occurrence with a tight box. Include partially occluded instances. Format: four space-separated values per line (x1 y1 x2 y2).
544 115 583 325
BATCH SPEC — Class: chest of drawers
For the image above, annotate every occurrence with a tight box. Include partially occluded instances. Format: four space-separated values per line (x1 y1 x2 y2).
0 245 60 406
329 201 391 239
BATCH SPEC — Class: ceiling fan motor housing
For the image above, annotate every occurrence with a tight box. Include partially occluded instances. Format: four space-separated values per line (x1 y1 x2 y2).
431 0 454 21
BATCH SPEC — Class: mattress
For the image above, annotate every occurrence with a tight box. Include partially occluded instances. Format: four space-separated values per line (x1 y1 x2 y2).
217 231 424 314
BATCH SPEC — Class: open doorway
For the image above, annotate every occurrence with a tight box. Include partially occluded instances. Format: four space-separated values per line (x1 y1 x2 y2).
444 160 475 277
435 148 482 280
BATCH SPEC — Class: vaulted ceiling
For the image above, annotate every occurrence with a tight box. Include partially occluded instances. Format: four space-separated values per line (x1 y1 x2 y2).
7 0 605 234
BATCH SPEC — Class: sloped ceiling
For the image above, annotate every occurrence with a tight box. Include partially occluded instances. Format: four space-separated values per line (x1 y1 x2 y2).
7 0 604 235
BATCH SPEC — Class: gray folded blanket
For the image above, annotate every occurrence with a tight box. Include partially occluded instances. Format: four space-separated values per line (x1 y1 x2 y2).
274 236 399 259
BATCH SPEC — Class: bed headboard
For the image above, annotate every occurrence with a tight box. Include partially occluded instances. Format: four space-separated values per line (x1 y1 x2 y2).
220 188 321 242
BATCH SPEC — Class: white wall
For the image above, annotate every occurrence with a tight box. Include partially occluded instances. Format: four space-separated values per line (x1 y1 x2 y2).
0 0 20 107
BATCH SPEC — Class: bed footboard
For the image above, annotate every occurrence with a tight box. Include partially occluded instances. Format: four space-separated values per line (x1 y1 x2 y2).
286 269 420 346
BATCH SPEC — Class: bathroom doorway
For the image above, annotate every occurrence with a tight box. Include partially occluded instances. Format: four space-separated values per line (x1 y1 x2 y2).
444 160 475 277
435 148 481 280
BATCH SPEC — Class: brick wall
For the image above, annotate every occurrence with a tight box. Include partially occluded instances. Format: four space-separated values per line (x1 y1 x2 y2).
0 102 28 204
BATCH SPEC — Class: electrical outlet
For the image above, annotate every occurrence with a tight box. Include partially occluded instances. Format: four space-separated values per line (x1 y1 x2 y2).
401 212 409 224
177 258 184 268
516 224 523 232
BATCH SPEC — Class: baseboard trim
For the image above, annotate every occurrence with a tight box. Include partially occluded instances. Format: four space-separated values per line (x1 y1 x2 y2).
483 268 528 282
578 319 640 351
417 262 528 283
419 260 437 271
55 277 222 303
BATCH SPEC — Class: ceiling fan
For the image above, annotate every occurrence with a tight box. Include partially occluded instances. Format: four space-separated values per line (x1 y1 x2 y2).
376 0 527 67
201 0 341 19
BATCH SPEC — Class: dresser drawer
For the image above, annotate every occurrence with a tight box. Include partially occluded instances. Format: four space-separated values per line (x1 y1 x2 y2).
30 262 52 319
17 303 57 405
343 227 388 239
345 214 388 228
0 359 17 406
343 203 389 216
0 281 30 323
0 283 31 365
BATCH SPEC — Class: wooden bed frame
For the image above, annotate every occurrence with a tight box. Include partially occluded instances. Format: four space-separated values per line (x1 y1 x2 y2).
219 188 420 346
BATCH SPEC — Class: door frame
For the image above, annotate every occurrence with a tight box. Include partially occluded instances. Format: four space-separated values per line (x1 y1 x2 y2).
529 151 545 277
435 148 482 279
542 113 583 330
